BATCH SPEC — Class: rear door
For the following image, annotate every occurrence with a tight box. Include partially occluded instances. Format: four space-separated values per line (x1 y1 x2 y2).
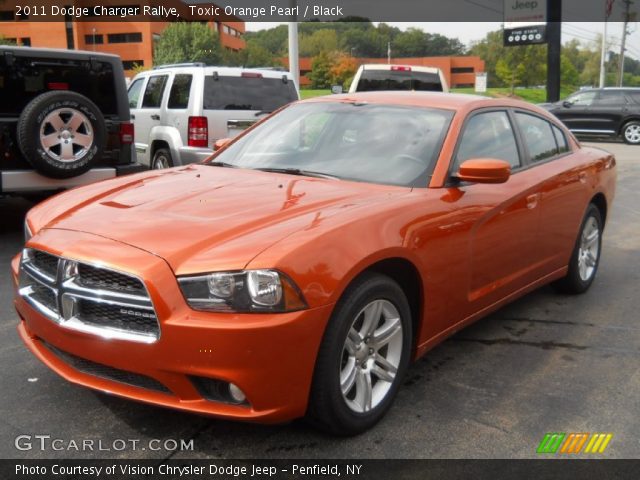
203 74 299 142
516 112 593 272
587 90 628 133
132 74 169 165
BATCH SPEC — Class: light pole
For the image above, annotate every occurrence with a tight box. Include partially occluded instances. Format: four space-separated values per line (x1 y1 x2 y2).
92 28 96 51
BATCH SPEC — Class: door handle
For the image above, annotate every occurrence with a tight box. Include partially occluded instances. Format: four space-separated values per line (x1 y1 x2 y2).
526 193 540 210
151 114 160 120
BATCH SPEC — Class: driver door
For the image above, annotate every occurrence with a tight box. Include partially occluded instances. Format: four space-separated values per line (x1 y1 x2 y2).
552 90 597 133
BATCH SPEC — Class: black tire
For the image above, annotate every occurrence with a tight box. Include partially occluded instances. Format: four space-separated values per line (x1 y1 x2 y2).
622 120 640 145
151 148 173 170
17 91 106 179
552 204 603 294
307 272 412 435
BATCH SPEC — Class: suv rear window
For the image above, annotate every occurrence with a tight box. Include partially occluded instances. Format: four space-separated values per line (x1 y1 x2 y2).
0 56 118 115
356 70 443 92
203 76 298 111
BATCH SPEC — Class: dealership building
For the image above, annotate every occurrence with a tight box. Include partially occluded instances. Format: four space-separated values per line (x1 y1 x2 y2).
286 56 485 88
0 0 245 76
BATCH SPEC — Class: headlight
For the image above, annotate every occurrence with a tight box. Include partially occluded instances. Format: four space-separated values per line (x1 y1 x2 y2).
178 269 307 313
24 220 33 243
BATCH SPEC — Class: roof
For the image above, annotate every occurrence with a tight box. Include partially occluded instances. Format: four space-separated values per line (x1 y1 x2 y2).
301 91 533 112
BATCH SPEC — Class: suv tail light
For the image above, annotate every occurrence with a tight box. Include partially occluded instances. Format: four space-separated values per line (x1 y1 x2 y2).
120 123 134 144
188 116 208 148
391 66 412 71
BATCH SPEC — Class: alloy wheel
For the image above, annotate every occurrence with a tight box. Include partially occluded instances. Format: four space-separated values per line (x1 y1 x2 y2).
578 215 600 281
339 299 403 413
39 108 94 162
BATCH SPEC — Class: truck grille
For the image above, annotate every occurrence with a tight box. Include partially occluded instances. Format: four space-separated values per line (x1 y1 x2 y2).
19 249 159 343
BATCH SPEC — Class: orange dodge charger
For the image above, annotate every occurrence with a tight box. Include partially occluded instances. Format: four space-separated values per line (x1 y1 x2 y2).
13 92 616 435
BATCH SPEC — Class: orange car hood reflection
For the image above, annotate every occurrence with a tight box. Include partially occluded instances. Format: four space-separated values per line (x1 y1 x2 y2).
37 165 410 275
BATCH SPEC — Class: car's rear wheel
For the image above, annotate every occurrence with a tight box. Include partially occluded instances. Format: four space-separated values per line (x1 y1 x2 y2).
151 148 173 169
622 121 640 145
17 91 106 179
553 204 602 294
307 273 412 435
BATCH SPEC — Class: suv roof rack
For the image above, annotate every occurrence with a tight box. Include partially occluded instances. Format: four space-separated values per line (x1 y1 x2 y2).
153 62 206 70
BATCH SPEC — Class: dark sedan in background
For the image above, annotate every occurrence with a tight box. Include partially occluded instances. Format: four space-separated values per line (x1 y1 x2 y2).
541 88 640 145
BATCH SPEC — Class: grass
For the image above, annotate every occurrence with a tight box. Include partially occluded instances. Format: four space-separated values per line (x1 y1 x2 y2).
300 89 331 99
300 87 576 104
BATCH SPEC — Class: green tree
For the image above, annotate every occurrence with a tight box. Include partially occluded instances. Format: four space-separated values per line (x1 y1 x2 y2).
0 35 16 45
153 23 221 66
308 52 332 88
561 54 579 88
299 29 339 57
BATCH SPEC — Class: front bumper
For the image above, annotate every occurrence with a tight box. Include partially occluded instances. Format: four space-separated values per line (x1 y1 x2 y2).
11 230 333 423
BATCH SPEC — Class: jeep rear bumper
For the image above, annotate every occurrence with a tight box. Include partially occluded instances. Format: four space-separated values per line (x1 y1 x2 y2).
1 164 146 193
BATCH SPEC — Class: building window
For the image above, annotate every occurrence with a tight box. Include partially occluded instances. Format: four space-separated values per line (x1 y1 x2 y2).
452 67 475 74
122 60 144 71
0 10 14 21
20 37 30 46
85 34 104 45
107 32 142 44
222 25 230 34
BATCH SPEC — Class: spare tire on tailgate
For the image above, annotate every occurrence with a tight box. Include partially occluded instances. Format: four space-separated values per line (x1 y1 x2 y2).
17 91 106 179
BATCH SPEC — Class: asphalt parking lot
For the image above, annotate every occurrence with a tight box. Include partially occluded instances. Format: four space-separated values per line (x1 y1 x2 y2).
1 141 638 460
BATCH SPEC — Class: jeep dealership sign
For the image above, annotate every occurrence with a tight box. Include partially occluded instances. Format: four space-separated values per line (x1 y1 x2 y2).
504 0 547 46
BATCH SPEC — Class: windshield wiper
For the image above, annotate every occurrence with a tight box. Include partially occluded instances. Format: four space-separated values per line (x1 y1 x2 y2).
254 110 273 117
208 161 239 168
254 167 340 180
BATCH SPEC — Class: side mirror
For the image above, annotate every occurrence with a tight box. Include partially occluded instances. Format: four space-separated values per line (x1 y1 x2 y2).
213 138 231 151
562 100 572 108
331 85 343 94
456 158 511 184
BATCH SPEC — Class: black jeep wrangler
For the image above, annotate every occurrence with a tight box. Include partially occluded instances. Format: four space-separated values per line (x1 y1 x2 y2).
0 46 144 195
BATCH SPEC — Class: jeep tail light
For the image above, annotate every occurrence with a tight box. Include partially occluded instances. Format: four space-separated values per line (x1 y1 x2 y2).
391 66 411 72
188 116 208 148
48 82 69 90
119 122 134 144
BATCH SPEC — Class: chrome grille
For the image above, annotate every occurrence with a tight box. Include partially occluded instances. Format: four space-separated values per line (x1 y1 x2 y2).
19 249 159 343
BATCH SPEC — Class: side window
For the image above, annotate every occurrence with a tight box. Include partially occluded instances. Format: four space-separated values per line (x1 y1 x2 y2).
567 91 597 106
594 91 626 105
515 112 559 162
141 75 168 108
552 125 569 154
455 111 520 170
167 74 193 109
127 78 144 109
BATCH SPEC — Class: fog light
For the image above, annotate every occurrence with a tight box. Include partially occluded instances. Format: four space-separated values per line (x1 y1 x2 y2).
228 383 246 403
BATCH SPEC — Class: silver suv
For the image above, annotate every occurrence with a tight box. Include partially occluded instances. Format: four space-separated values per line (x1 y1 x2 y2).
127 63 299 169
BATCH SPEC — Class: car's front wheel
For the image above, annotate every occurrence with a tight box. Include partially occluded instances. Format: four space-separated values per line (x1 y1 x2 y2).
307 273 412 435
622 121 640 145
553 204 603 294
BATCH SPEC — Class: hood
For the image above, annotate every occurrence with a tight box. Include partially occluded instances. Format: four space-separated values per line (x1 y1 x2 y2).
38 165 408 275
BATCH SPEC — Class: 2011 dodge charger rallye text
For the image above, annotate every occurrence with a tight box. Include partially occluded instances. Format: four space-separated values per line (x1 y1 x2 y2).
13 92 616 435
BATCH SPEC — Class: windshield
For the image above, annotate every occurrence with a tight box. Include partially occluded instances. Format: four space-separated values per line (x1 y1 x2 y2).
208 102 453 187
356 70 443 92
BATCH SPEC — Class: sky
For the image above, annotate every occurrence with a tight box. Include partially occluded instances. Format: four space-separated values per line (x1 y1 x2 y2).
246 22 640 60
